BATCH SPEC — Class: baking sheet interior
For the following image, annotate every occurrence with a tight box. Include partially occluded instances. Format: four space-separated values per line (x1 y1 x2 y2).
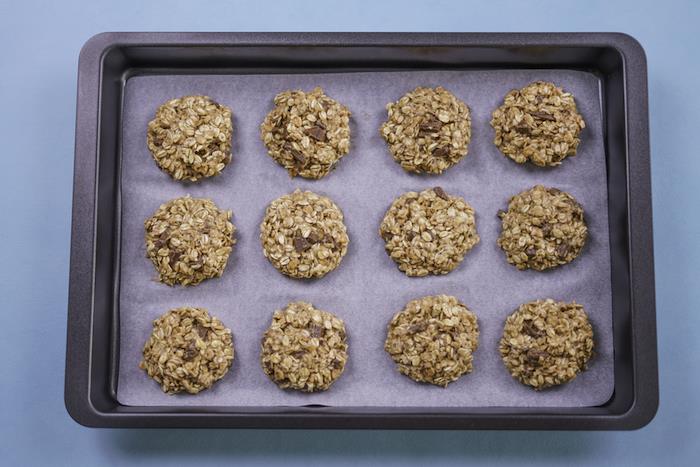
117 69 613 407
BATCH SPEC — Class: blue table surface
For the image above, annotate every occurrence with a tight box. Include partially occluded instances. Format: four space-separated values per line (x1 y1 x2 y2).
1 0 698 465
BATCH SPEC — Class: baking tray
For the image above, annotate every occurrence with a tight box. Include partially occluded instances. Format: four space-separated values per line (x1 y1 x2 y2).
65 32 657 429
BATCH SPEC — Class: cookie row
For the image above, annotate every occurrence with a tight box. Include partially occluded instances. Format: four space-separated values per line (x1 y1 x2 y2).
146 81 586 182
144 185 588 286
140 297 594 395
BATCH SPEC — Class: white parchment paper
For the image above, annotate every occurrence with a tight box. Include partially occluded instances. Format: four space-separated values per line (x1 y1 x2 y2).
117 70 613 407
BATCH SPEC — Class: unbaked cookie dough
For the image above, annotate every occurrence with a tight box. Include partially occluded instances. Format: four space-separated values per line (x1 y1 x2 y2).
260 189 349 279
490 81 585 167
384 295 479 387
260 87 351 179
380 187 479 276
497 185 587 271
499 299 594 390
145 196 236 286
140 307 234 394
147 95 233 181
260 301 348 392
380 86 471 174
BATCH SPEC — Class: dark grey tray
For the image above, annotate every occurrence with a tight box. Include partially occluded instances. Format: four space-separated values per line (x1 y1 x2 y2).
65 32 657 429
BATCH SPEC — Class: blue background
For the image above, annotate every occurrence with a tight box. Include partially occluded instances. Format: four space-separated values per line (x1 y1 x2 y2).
1 0 697 465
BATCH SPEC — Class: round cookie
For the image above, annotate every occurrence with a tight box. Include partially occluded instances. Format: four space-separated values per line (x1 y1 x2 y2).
497 185 587 271
499 299 594 390
260 301 348 392
147 95 233 181
140 307 234 394
380 187 479 276
380 86 471 174
260 87 351 179
145 196 236 286
490 81 585 167
260 190 349 279
384 295 479 387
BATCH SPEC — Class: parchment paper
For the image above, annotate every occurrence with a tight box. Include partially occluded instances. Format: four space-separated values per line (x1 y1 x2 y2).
117 70 613 407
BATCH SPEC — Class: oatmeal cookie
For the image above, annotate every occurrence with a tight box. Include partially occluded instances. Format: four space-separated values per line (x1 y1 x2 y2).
260 87 351 179
260 301 348 392
490 81 585 167
147 95 232 181
499 299 594 390
260 190 349 279
497 185 587 271
384 295 479 387
380 187 479 276
145 196 236 286
140 307 234 394
380 86 471 174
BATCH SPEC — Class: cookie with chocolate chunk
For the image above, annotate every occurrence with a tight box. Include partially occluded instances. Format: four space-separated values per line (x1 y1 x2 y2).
260 87 351 179
380 86 471 174
499 299 594 390
384 295 480 387
145 196 236 286
380 187 479 276
260 190 349 279
140 307 234 394
147 95 233 181
260 301 348 392
497 185 587 271
490 81 585 167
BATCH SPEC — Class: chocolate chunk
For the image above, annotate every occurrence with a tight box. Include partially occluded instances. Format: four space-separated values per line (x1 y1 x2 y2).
526 348 549 365
522 319 544 338
547 187 563 195
194 324 209 340
406 231 417 241
525 246 537 257
168 251 182 266
556 242 570 258
291 350 307 359
531 111 556 121
322 233 338 251
433 186 449 200
408 322 428 334
308 324 324 338
381 231 394 242
432 146 450 158
330 358 342 369
418 113 444 134
155 231 169 249
183 340 198 361
284 143 307 166
515 124 531 135
293 236 311 253
541 223 553 237
307 231 322 244
304 125 327 142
